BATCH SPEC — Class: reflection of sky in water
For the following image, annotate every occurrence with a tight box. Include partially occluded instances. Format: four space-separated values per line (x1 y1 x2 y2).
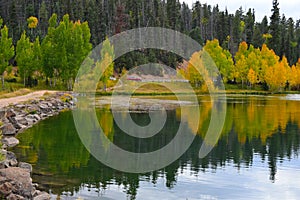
58 154 300 200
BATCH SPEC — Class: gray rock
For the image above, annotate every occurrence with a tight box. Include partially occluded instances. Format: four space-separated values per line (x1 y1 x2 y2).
33 114 41 121
0 109 6 119
2 137 19 148
7 193 25 200
0 123 16 136
40 114 48 119
1 118 9 124
58 106 65 110
6 109 16 118
8 118 22 130
18 162 32 173
0 182 12 196
0 160 10 169
8 159 18 167
31 189 41 197
26 106 38 114
5 151 16 161
25 117 36 125
25 115 35 119
15 104 25 109
0 176 8 184
0 167 33 198
17 126 28 134
15 116 28 126
39 104 48 110
33 192 50 200
47 102 53 107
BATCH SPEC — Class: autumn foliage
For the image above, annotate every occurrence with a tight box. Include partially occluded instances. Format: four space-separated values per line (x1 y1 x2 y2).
183 39 300 92
27 16 38 29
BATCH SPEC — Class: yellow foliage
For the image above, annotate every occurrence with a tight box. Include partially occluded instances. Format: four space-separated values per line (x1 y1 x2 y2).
265 60 288 91
247 68 257 85
184 51 214 91
27 16 38 29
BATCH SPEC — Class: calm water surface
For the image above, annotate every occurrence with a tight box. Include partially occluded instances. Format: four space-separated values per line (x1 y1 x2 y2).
13 95 300 199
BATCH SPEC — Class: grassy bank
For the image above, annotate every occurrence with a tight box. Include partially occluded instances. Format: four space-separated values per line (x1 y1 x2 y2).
1 81 299 99
0 88 32 99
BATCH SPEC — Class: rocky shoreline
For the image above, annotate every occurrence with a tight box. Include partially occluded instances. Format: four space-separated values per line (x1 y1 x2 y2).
0 92 75 200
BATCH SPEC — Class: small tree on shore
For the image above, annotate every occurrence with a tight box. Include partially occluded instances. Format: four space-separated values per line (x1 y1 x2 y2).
0 19 14 89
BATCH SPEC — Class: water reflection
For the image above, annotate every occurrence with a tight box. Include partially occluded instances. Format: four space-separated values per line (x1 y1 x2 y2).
13 95 300 199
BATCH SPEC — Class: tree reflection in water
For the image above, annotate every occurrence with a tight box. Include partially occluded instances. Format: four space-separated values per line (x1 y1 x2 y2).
13 95 300 199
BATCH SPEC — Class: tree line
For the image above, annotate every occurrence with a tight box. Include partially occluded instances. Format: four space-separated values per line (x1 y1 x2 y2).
0 0 299 91
0 14 92 89
182 39 300 92
0 0 299 62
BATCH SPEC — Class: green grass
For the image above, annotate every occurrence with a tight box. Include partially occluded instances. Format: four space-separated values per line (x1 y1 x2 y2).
0 88 32 99
0 78 299 99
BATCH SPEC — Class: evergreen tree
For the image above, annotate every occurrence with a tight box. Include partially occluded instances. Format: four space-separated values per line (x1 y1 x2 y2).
269 0 281 55
245 9 255 43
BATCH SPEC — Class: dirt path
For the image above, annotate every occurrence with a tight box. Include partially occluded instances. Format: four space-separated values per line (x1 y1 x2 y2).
0 90 58 108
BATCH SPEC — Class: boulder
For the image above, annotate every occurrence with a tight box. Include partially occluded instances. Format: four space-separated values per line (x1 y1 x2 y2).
15 105 25 109
33 114 41 121
7 118 22 130
18 162 32 173
14 116 28 126
40 114 48 119
0 109 6 119
39 104 49 110
24 117 36 125
2 137 19 148
0 160 10 169
0 124 16 136
6 109 16 118
0 167 33 198
0 182 12 196
0 176 8 184
8 159 18 167
7 193 25 200
5 152 16 161
46 102 53 107
17 125 28 134
26 106 38 114
1 118 9 124
33 192 50 200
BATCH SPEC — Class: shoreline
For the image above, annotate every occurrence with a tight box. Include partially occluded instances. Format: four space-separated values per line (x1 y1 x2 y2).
0 89 297 199
0 92 75 199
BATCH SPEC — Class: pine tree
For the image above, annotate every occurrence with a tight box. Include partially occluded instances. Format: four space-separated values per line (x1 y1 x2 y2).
245 9 255 43
269 0 281 55
39 1 48 38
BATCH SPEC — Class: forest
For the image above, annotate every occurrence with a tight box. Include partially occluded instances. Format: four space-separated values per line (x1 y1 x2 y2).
0 0 299 91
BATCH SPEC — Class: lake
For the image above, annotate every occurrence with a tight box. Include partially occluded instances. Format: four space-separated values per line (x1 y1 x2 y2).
13 95 300 199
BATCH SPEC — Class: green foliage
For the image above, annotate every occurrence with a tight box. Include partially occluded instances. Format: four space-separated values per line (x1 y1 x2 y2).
189 27 204 45
0 1 298 92
98 38 115 91
16 31 40 86
41 14 92 90
204 39 234 82
0 23 14 89
269 0 281 55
